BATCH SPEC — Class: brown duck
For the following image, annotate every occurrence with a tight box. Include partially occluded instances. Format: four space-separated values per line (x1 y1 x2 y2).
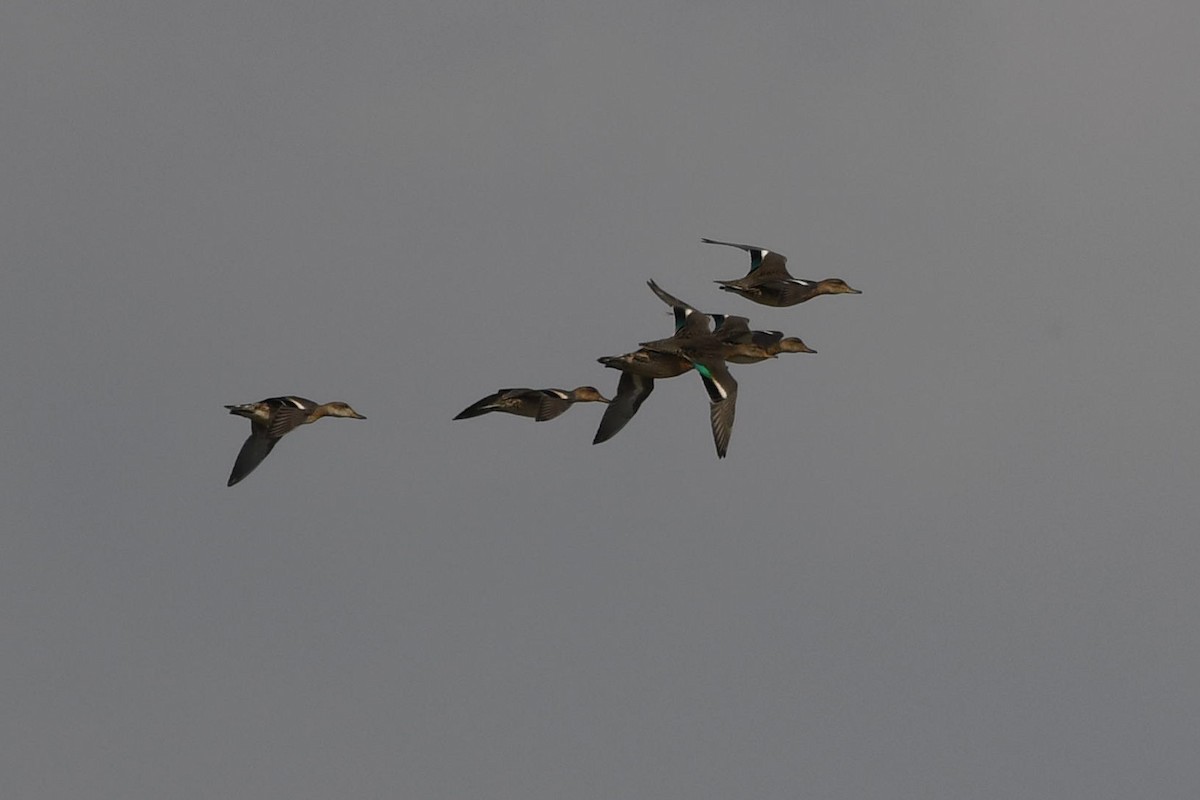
704 237 861 307
225 396 366 486
454 387 610 422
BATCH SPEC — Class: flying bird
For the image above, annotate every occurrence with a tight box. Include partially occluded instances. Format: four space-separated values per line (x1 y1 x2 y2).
595 281 819 448
225 396 366 486
703 237 861 307
639 312 741 459
593 349 694 445
593 294 714 446
454 387 610 422
646 279 818 362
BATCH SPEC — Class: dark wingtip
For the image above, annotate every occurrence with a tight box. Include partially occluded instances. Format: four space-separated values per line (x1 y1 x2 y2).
592 416 621 444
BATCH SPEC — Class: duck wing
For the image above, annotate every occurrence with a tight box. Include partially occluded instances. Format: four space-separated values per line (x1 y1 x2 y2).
639 312 715 353
713 315 754 343
227 428 280 486
646 278 694 311
761 278 818 306
694 360 738 459
453 389 529 419
702 237 792 281
749 329 785 348
256 396 316 437
267 406 311 437
534 390 575 422
593 372 655 444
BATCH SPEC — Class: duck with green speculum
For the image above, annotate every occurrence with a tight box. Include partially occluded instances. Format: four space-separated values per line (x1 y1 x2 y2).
637 310 744 459
593 283 712 446
595 280 819 448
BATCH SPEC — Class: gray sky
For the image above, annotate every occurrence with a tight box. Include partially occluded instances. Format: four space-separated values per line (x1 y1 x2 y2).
3 1 1199 798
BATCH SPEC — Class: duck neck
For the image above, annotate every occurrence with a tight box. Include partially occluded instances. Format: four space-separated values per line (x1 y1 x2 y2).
305 405 332 423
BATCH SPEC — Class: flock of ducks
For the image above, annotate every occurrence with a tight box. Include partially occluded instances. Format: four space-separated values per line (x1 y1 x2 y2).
224 238 860 486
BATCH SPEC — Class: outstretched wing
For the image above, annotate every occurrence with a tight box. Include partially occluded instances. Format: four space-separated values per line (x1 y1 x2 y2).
639 311 716 354
647 279 700 316
708 394 737 459
453 389 539 420
713 315 754 343
702 237 790 280
693 360 738 459
453 391 504 419
593 372 655 444
227 429 280 486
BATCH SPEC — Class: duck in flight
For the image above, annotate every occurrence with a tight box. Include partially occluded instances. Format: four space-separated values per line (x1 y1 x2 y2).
592 349 695 446
637 311 742 459
594 283 717 447
595 280 819 449
704 237 861 307
454 386 610 422
646 279 818 362
225 396 366 486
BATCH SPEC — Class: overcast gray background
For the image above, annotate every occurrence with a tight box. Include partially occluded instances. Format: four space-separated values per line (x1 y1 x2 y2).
3 1 1199 798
